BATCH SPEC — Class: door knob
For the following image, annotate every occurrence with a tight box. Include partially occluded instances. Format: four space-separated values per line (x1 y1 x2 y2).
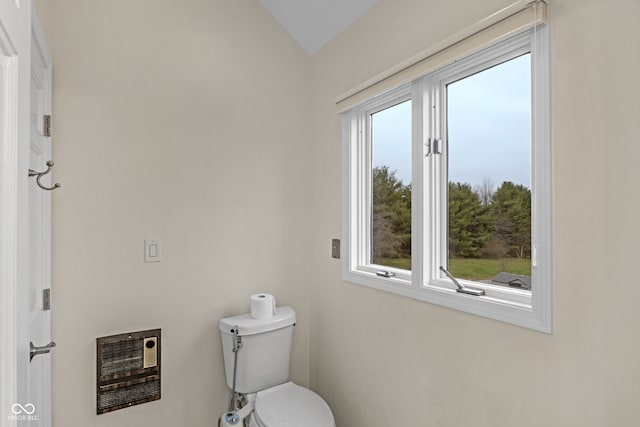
30 341 56 362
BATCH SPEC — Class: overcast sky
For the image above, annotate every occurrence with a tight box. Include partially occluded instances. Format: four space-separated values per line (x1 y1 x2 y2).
372 54 531 190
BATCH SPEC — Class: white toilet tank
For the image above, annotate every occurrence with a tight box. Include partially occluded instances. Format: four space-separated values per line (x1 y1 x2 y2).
219 306 296 394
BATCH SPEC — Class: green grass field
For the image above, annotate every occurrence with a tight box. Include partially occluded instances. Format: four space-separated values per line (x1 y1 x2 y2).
374 257 531 281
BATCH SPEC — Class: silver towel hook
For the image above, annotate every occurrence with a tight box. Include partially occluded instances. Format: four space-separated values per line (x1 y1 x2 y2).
28 160 61 191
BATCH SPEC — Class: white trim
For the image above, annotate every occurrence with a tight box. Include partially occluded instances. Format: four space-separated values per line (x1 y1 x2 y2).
0 20 20 422
0 0 30 417
530 17 553 333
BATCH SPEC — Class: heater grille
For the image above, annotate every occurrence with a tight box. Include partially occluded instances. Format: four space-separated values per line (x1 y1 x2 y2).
99 339 144 376
96 329 161 414
98 379 160 410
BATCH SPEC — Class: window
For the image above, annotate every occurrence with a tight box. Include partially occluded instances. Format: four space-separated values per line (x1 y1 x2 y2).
342 21 551 332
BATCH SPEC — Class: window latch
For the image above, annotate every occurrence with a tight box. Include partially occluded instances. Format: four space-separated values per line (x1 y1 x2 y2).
425 138 443 157
439 266 485 296
376 270 396 278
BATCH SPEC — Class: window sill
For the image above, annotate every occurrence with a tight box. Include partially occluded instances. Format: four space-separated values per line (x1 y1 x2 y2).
342 267 550 333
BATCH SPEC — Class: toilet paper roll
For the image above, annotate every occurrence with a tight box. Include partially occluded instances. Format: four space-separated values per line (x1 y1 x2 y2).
250 293 277 320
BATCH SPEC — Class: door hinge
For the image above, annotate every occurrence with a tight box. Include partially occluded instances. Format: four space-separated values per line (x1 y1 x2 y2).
43 288 51 310
44 115 52 137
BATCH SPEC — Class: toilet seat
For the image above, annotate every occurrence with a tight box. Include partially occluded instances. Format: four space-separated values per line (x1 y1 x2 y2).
253 382 335 427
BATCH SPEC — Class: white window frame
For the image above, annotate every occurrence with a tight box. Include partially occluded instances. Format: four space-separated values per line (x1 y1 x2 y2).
342 26 552 333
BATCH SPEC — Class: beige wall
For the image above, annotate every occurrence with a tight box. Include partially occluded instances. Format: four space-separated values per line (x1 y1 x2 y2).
310 0 640 426
37 1 311 426
33 0 640 426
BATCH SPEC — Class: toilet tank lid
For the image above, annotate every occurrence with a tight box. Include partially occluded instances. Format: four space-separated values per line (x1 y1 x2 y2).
219 306 295 336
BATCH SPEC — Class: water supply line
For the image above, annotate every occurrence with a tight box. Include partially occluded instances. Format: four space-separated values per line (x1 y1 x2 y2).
228 325 243 412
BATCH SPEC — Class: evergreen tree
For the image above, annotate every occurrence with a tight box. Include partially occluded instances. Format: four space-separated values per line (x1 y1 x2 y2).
448 182 493 258
371 166 411 259
369 168 531 263
491 181 531 259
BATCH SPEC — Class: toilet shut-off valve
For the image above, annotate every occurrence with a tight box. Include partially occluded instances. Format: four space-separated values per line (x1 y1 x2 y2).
220 401 254 427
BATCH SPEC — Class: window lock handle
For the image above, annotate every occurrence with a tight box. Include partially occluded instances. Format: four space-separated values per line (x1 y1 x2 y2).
376 270 396 278
425 138 443 157
439 266 485 296
433 138 442 155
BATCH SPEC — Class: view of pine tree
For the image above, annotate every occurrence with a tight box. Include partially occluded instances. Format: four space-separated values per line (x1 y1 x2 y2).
448 182 493 257
371 166 411 260
491 181 531 259
371 167 531 266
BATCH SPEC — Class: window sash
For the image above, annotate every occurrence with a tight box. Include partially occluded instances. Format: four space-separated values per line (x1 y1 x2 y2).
427 34 534 295
346 86 413 284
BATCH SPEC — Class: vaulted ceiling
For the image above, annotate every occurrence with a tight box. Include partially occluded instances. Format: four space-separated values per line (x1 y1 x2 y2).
258 0 379 55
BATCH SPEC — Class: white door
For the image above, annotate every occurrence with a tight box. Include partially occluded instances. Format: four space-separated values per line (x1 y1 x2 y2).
26 8 54 426
0 1 54 425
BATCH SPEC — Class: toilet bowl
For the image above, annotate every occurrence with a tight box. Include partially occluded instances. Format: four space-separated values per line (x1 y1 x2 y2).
249 382 334 427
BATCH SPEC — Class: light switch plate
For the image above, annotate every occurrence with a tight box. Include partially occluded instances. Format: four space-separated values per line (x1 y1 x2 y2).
144 239 162 263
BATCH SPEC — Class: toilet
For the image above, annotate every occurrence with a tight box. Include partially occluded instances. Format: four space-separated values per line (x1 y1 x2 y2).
220 306 335 427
